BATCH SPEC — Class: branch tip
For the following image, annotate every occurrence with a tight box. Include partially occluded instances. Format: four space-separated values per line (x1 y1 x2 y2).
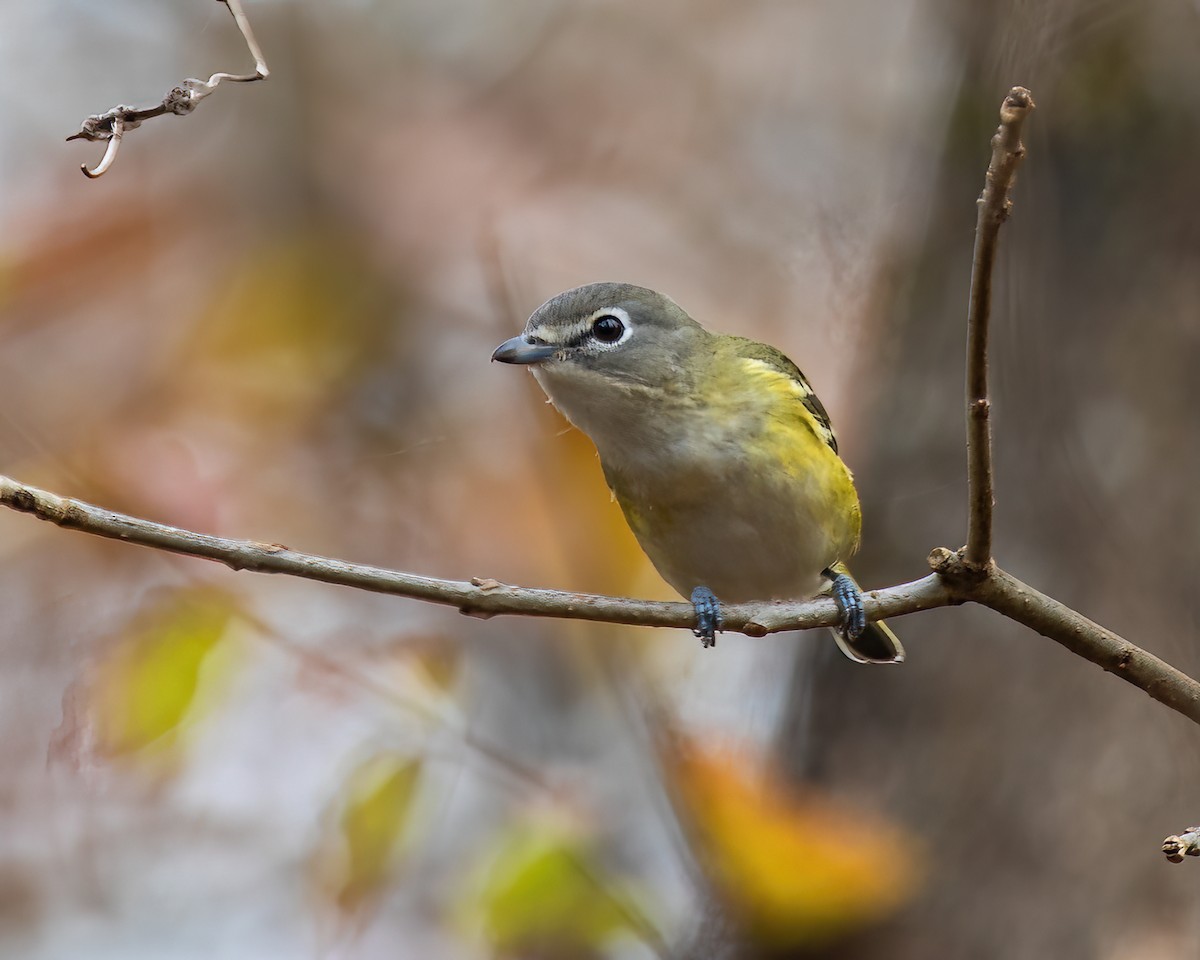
1001 86 1036 120
1163 828 1200 863
80 119 125 178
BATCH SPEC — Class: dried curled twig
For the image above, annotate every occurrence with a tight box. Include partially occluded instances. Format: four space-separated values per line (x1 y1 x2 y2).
66 0 268 179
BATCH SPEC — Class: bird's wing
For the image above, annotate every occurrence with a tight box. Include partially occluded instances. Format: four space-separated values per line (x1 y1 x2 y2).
731 339 839 453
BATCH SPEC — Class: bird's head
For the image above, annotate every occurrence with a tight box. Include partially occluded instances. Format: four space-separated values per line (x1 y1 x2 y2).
492 282 707 409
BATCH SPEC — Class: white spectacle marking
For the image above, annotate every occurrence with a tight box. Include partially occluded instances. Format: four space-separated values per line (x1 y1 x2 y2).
585 306 634 347
526 306 634 350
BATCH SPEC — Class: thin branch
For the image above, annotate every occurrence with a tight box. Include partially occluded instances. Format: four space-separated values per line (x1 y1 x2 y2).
0 475 954 636
1163 827 1200 863
6 473 1200 729
67 0 268 179
964 86 1035 567
929 550 1200 725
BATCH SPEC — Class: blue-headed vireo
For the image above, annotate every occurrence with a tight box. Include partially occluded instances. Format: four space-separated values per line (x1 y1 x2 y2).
492 282 903 664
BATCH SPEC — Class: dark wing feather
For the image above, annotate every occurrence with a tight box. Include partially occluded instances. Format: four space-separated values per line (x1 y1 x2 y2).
733 339 839 453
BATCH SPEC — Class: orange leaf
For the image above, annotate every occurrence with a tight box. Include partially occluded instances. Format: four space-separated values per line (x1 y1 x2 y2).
671 743 921 947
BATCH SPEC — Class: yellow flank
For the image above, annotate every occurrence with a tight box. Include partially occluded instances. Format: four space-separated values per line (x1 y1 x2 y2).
728 358 861 558
731 357 839 453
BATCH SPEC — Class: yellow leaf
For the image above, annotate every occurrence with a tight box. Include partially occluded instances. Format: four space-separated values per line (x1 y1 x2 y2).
187 233 394 423
477 825 639 957
672 743 921 948
313 752 422 915
88 587 236 761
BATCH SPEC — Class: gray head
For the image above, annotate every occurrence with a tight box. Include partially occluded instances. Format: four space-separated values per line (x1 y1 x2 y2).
491 282 708 387
491 282 712 451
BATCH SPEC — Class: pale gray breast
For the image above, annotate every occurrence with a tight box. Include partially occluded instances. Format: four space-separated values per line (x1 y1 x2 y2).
601 434 837 602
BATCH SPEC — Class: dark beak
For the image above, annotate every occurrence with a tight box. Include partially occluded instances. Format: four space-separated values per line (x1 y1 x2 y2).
491 335 558 365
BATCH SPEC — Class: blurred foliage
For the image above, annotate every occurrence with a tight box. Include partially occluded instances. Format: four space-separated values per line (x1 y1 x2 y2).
188 233 397 425
51 587 239 771
474 822 643 959
673 744 920 949
405 633 463 695
311 751 423 916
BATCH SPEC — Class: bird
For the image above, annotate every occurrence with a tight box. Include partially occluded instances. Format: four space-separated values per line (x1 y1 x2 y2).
491 282 903 664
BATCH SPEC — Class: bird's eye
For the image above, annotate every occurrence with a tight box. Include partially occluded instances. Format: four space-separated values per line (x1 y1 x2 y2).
591 314 625 344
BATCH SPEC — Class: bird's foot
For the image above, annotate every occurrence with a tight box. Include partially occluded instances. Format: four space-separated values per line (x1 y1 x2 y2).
829 571 866 640
690 586 723 649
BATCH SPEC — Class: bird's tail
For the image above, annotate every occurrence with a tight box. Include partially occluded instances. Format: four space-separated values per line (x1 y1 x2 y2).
826 562 905 665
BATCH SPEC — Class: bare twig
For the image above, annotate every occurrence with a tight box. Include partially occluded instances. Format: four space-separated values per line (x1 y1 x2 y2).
67 0 268 179
1163 828 1200 863
5 473 1200 727
964 86 1035 567
928 550 1200 725
0 475 954 636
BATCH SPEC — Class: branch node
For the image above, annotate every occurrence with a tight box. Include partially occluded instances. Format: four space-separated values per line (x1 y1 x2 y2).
80 118 126 179
927 546 992 585
8 487 37 515
165 85 199 116
59 504 89 530
927 547 956 574
1163 828 1200 863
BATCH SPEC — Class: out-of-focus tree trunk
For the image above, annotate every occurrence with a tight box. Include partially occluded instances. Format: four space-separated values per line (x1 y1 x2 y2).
776 1 1200 957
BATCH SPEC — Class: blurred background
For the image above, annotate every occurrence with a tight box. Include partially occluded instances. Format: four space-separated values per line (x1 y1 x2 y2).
2 0 1200 957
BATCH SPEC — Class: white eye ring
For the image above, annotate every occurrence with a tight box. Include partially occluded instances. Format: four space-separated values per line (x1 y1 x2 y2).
586 306 632 347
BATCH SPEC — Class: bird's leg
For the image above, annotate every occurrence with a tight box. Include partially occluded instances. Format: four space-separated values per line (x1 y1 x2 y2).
826 569 866 640
690 586 723 648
